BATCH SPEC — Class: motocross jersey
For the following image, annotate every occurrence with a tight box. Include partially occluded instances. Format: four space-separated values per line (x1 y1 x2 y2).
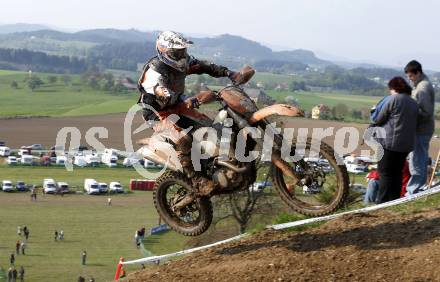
137 56 230 111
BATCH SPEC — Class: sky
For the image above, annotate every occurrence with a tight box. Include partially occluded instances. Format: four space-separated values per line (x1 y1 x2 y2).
1 0 440 70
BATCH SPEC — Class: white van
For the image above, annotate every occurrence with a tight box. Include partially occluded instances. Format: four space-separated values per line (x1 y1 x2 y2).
84 179 100 195
2 180 14 192
98 182 109 193
0 146 11 157
109 182 124 193
43 178 57 194
20 155 34 165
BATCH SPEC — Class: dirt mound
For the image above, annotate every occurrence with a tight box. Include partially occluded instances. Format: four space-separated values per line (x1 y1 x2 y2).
129 209 440 282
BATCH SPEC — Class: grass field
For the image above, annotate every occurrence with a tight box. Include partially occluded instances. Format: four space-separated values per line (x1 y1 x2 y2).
0 192 187 281
0 70 137 117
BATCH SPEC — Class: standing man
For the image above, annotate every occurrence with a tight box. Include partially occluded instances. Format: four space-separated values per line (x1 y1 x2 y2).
18 266 24 282
405 60 436 195
81 251 87 266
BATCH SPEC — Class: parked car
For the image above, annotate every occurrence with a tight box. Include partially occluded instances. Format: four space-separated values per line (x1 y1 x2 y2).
249 181 272 193
144 160 163 169
0 146 11 157
43 178 57 194
57 182 70 194
98 182 109 193
7 156 17 165
109 182 124 193
55 155 67 165
84 179 100 195
15 181 27 192
0 140 5 147
2 180 14 192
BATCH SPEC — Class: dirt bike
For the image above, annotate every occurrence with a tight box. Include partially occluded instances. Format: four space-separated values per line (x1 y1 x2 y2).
142 66 349 236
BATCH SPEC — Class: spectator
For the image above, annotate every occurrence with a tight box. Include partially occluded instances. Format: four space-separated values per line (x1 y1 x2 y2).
10 253 15 265
81 251 87 265
24 229 29 241
107 197 112 206
371 77 419 203
7 267 13 282
405 60 436 195
54 231 58 241
20 242 25 255
89 277 95 282
364 169 380 204
78 276 85 282
134 231 140 248
18 266 24 282
15 241 20 255
59 230 64 241
12 267 17 282
17 227 22 236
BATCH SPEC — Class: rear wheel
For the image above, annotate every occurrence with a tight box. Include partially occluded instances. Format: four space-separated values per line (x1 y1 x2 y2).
273 138 349 216
153 171 213 236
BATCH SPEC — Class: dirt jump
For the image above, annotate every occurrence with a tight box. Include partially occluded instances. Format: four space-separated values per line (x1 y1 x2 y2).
128 208 440 282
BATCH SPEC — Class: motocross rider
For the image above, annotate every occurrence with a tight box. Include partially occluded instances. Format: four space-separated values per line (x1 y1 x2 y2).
137 31 243 173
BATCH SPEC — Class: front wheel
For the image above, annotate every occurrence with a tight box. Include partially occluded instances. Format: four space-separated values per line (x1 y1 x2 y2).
153 171 213 236
273 138 349 217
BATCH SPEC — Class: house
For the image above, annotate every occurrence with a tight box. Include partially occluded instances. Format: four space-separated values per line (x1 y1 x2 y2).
243 88 275 105
311 104 330 120
120 77 138 90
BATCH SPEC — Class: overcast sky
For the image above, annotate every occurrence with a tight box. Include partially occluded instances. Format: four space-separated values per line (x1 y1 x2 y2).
2 0 440 69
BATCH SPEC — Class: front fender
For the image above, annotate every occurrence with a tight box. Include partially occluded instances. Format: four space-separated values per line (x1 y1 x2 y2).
248 104 304 125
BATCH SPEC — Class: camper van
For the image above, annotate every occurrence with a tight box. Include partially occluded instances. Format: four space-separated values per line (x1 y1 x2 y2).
109 182 124 193
2 180 14 192
20 155 34 165
85 153 100 166
101 149 118 167
43 178 57 194
0 146 11 157
84 179 100 195
74 155 87 167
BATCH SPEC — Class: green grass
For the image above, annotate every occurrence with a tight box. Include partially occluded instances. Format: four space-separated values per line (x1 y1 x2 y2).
0 192 187 281
0 71 137 117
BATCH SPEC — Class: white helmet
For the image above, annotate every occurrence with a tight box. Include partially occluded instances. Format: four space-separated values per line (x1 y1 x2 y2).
156 31 193 72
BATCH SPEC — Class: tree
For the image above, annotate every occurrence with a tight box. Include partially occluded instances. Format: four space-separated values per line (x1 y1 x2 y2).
48 75 58 84
10 81 18 89
28 76 43 92
331 103 348 120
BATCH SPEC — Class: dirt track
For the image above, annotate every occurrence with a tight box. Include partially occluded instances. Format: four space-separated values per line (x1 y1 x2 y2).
129 209 440 282
1 114 439 158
